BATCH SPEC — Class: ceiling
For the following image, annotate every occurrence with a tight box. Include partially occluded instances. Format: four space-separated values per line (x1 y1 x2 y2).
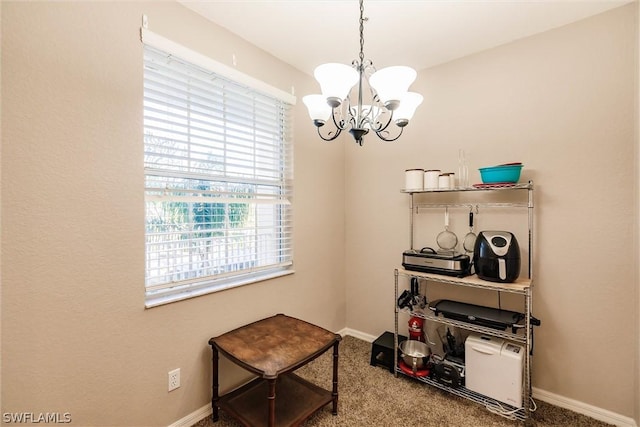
179 0 631 75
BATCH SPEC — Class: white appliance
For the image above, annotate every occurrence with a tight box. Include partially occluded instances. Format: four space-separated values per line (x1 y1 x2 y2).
465 334 524 408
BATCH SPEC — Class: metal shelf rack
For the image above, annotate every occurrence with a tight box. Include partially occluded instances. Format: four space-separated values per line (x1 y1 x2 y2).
393 181 535 424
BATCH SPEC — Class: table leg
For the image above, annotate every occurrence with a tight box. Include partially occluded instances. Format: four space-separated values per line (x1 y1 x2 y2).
211 346 219 422
267 378 276 427
332 341 339 415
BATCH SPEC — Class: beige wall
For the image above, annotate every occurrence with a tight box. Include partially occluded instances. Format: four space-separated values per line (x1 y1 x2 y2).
345 3 638 420
0 2 345 425
635 3 640 425
2 1 639 426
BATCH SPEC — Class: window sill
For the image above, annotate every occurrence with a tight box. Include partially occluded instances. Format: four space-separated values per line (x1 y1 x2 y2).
145 268 295 309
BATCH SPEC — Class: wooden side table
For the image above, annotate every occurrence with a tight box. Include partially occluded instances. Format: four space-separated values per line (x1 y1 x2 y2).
209 314 341 427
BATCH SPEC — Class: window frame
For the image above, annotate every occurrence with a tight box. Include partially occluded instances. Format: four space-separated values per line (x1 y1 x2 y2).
141 29 295 308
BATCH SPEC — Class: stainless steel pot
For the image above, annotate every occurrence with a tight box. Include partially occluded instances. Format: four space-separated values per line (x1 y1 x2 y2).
399 340 430 374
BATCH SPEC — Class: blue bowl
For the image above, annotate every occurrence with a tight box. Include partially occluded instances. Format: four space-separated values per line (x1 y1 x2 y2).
478 164 523 184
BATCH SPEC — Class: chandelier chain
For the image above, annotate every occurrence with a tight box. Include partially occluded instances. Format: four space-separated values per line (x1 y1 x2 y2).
358 0 365 63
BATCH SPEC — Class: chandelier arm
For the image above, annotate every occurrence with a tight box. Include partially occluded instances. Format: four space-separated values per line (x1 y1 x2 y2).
316 125 341 142
374 126 404 142
315 106 350 142
345 96 358 129
331 105 349 131
368 108 393 133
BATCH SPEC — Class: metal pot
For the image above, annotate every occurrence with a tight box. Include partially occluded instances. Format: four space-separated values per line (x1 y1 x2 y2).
399 340 430 374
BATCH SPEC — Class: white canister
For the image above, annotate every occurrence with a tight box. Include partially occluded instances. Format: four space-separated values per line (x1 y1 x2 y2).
405 169 424 190
424 170 441 190
438 172 455 190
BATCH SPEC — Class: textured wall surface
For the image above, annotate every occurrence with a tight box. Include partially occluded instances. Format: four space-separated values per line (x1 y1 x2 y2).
344 4 637 419
1 2 345 425
1 1 638 425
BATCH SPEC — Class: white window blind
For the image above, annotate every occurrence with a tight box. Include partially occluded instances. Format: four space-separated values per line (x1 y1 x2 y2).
143 43 294 307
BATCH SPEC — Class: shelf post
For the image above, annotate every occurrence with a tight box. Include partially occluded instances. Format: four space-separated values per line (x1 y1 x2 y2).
394 269 399 378
409 193 415 250
524 289 532 420
528 181 534 281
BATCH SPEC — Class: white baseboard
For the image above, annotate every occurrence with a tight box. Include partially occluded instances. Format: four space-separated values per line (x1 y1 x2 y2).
532 387 637 427
169 329 638 427
168 403 211 427
337 327 377 342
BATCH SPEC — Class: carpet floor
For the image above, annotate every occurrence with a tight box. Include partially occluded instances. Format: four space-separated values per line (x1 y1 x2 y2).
194 335 611 427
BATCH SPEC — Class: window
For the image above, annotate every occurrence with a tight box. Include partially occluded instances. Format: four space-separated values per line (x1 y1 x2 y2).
142 37 294 307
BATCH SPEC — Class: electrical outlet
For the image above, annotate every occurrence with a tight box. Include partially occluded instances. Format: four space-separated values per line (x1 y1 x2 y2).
168 368 180 392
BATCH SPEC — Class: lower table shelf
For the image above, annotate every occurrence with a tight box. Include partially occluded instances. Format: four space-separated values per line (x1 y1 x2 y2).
395 367 528 422
219 373 333 427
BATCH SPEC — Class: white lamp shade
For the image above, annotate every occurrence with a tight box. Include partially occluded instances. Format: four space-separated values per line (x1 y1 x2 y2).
314 63 359 104
394 92 424 122
369 66 417 108
303 94 332 121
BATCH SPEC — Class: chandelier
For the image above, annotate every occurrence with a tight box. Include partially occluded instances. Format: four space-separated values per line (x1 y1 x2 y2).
303 0 423 146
